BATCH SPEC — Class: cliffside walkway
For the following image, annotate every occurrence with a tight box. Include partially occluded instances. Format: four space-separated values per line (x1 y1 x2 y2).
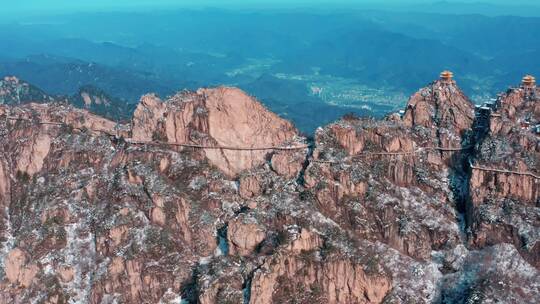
6 116 539 179
125 139 309 151
313 145 473 162
7 117 64 127
469 161 540 179
313 146 540 180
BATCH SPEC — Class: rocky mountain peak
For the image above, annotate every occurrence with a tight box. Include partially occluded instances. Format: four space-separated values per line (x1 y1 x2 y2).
0 76 55 105
492 83 540 127
0 76 133 122
0 77 538 304
469 77 540 268
131 86 306 177
402 77 475 135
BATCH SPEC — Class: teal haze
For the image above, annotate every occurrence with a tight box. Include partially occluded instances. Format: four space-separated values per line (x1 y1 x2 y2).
0 0 538 132
4 0 539 14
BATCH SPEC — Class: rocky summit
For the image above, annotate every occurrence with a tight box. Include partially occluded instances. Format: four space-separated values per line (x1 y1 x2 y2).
0 76 55 105
0 75 538 304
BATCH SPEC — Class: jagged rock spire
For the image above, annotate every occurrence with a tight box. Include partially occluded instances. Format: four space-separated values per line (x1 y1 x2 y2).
402 72 474 141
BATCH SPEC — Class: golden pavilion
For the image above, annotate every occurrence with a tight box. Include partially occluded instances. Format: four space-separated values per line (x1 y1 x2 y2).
522 75 536 87
440 70 454 81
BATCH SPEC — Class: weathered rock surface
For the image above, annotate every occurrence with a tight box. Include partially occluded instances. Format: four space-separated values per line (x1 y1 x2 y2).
0 79 538 304
248 228 390 304
439 243 539 303
250 255 390 304
304 80 475 261
0 76 55 105
468 84 540 268
402 79 475 147
4 248 39 288
227 214 266 256
131 87 305 177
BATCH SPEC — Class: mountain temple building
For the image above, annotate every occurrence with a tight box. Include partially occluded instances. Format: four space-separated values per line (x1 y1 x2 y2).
522 75 536 88
440 70 454 82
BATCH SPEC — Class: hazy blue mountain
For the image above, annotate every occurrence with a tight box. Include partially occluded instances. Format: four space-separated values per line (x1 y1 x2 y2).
0 55 177 101
70 85 134 122
0 8 538 132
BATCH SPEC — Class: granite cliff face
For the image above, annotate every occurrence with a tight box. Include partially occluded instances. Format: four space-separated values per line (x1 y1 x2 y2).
0 77 538 304
305 79 475 261
130 88 304 177
468 82 540 268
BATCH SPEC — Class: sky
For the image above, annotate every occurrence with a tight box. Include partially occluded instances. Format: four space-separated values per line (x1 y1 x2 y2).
1 0 539 20
4 0 537 13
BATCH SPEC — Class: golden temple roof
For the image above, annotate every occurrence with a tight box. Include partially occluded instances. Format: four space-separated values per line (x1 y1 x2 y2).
440 70 454 80
522 75 536 86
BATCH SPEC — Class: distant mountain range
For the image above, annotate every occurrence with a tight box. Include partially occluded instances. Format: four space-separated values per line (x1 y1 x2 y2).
0 76 132 122
0 8 538 132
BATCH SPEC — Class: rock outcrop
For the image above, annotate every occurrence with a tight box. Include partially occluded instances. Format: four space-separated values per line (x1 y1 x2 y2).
402 78 475 165
468 83 540 267
439 243 539 303
0 76 55 105
304 79 475 261
249 228 390 304
250 256 391 304
4 248 39 288
227 214 266 256
0 75 132 122
131 87 306 177
0 78 538 304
